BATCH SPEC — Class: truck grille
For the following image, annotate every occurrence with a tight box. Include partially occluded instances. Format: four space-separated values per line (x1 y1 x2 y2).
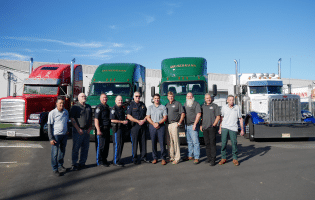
0 99 25 123
269 97 301 123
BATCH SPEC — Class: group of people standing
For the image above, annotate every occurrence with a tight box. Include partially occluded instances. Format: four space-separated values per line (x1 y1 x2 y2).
48 91 244 177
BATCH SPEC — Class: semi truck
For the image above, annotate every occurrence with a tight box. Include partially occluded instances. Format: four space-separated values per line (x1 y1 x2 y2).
0 58 83 139
151 57 217 144
234 59 315 141
86 63 146 140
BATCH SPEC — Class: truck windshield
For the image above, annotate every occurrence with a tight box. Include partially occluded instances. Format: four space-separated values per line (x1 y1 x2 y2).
250 86 282 94
89 83 131 96
24 85 59 95
161 81 206 96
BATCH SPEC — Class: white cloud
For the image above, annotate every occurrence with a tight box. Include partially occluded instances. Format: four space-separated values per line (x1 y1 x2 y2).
164 2 182 15
5 37 103 48
112 43 124 47
109 25 117 29
0 52 29 60
145 15 155 24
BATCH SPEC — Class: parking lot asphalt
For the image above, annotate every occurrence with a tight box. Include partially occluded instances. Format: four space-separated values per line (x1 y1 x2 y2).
1 135 315 200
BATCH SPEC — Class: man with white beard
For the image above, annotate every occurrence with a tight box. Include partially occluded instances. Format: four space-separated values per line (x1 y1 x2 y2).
183 92 201 164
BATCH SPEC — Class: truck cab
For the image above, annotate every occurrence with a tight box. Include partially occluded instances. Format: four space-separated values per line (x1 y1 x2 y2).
86 63 145 140
238 73 315 141
0 60 82 138
153 57 217 144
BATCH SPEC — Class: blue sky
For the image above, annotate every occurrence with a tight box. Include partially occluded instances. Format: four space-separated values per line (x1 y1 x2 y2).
1 0 314 80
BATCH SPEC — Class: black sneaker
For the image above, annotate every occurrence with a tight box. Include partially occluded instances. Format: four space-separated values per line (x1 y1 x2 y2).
79 164 86 169
114 162 124 167
71 165 79 171
53 170 60 177
204 159 210 164
141 159 150 163
210 161 215 166
58 166 67 173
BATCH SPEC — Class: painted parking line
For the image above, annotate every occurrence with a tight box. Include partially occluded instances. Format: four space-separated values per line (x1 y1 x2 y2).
0 143 43 148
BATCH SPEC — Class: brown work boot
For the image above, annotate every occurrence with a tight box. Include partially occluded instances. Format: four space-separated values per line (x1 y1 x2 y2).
152 159 157 164
184 157 194 161
233 159 239 166
161 160 166 165
219 159 227 165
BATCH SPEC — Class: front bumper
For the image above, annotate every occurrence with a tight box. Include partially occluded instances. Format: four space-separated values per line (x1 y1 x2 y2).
254 123 315 138
0 123 40 137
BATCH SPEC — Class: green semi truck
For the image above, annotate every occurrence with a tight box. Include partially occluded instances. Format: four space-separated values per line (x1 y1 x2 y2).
151 57 217 144
86 63 146 140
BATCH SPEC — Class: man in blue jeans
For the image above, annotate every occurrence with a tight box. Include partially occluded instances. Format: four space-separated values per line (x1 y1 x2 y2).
183 92 202 164
218 95 244 166
48 96 69 177
70 93 93 170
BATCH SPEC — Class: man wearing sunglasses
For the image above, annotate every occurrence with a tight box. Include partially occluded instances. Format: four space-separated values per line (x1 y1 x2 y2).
127 91 148 164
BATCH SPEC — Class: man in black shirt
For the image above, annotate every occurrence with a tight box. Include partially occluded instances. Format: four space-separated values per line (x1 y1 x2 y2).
127 92 148 164
200 94 220 166
110 95 128 167
70 93 93 170
95 93 111 167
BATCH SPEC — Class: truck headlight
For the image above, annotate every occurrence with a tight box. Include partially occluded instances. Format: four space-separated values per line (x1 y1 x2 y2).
29 114 40 120
257 112 266 119
302 111 313 119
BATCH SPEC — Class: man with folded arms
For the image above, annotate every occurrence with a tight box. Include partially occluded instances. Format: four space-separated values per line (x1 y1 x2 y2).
146 94 168 165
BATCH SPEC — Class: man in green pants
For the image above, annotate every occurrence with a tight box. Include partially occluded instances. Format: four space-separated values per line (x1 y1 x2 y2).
218 95 244 166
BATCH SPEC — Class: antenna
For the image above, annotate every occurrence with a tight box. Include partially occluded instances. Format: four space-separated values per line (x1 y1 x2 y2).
289 58 291 84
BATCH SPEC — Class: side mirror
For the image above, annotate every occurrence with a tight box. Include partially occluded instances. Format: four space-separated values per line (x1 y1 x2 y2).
67 85 71 95
125 98 131 105
138 87 142 96
242 85 247 95
151 86 155 97
212 84 217 97
134 85 137 93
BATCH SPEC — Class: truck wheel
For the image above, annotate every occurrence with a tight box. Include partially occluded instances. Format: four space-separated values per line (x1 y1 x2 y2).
249 118 255 142
244 121 250 139
40 122 49 140
179 137 187 145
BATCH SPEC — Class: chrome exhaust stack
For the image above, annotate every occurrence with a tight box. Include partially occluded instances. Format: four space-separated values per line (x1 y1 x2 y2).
70 58 75 103
29 58 33 75
278 58 282 79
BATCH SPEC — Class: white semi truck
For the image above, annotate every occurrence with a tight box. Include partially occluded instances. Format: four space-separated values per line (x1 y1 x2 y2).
234 59 315 141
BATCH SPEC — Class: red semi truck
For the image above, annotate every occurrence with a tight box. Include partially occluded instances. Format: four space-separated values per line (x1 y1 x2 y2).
0 58 83 139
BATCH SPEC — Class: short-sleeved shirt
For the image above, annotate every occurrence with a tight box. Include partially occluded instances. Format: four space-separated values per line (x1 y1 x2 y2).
184 101 201 125
146 104 167 123
95 103 111 127
221 104 242 132
165 100 184 123
47 108 69 135
201 103 220 129
69 103 92 130
110 105 126 121
110 104 126 132
127 101 147 120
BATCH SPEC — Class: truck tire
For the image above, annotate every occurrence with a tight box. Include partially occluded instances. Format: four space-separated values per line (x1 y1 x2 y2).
40 122 49 140
179 137 187 145
248 118 255 142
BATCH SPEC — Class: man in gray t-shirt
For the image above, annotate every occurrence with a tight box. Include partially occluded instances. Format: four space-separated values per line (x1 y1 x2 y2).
146 94 168 165
48 97 69 176
183 92 201 164
200 94 220 166
218 95 244 166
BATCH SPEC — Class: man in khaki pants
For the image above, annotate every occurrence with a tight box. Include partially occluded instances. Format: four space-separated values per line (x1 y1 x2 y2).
165 91 185 164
